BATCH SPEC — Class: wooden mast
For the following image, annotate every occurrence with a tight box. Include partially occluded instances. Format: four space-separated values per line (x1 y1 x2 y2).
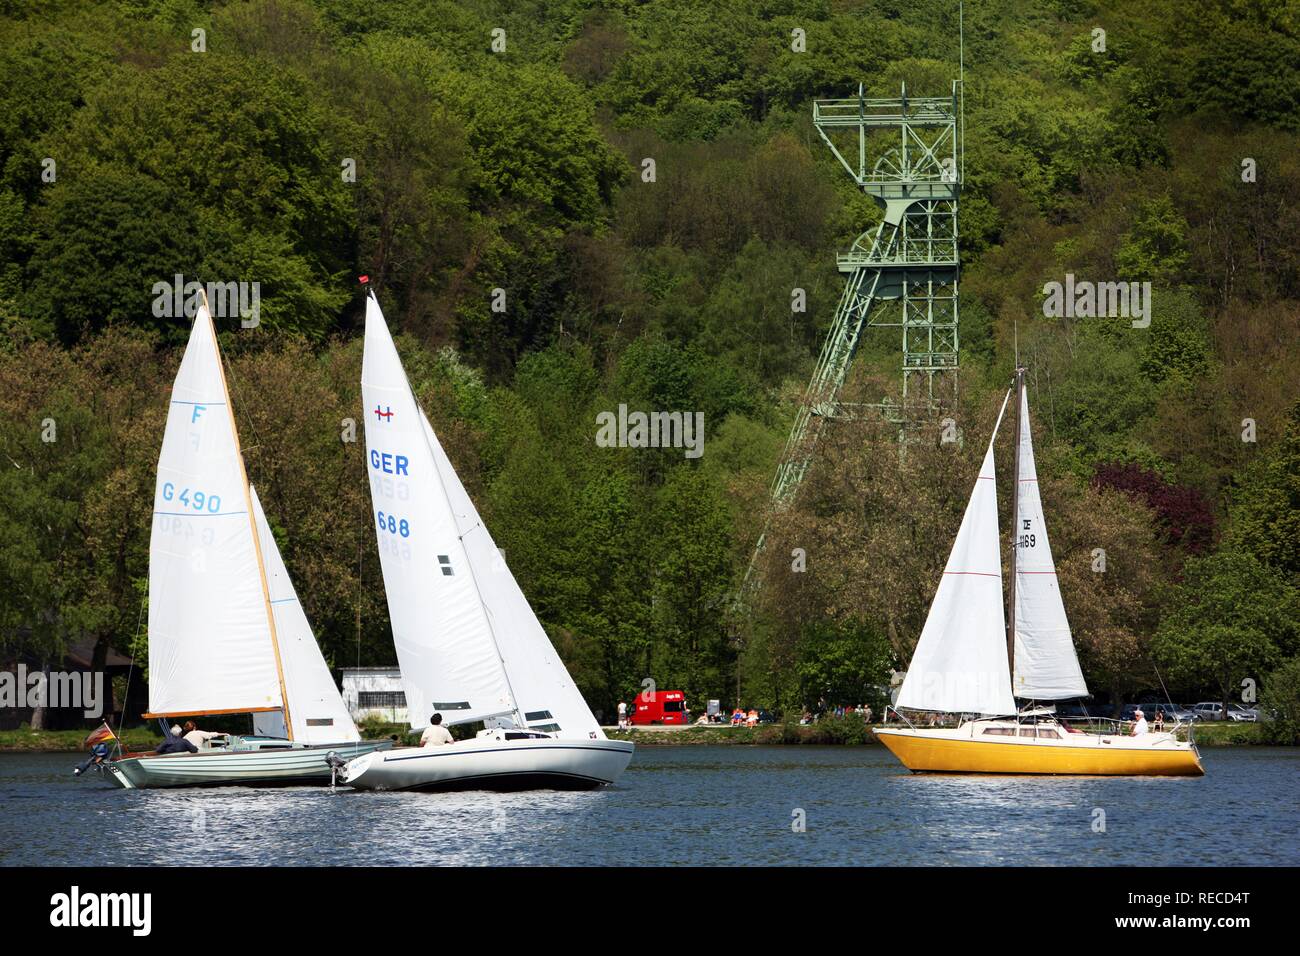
1006 365 1024 693
203 289 295 741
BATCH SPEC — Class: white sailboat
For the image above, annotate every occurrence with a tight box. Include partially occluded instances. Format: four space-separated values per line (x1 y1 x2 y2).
876 368 1203 775
338 290 633 791
102 301 391 789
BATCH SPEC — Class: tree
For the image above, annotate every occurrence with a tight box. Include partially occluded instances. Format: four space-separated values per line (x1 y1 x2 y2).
1228 401 1300 580
1153 550 1300 718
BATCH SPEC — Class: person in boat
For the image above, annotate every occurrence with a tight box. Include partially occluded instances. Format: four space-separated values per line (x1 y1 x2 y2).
181 720 228 749
155 725 198 755
1130 707 1149 736
420 712 455 747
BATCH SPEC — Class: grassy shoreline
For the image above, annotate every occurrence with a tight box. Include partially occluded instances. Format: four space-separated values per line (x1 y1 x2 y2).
0 720 1276 753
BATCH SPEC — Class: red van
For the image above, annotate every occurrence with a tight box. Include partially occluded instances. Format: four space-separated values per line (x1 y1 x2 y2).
630 691 688 725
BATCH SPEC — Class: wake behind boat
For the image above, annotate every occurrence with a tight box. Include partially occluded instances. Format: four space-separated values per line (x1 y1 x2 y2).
877 367 1203 776
89 298 391 789
341 288 632 792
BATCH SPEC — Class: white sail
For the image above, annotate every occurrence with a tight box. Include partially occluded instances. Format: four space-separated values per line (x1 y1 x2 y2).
896 391 1017 716
249 486 360 743
419 410 604 740
361 293 516 729
1012 388 1088 700
147 305 283 717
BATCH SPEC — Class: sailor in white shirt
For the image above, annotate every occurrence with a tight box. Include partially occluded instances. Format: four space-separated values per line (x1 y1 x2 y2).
1130 708 1149 736
182 720 228 749
420 712 455 747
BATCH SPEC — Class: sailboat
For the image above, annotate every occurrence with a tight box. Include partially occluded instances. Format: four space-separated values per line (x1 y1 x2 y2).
100 300 392 789
875 368 1203 776
337 289 633 791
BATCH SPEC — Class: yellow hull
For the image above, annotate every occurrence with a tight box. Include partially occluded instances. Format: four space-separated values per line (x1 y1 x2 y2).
876 730 1204 776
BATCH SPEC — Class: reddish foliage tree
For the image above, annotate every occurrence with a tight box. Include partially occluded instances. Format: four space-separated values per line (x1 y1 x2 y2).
1091 463 1216 555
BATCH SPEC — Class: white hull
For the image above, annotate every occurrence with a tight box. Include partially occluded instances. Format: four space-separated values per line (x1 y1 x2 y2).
106 739 393 790
340 738 634 792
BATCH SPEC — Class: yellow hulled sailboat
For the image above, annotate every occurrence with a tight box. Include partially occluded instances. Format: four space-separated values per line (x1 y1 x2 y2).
876 368 1203 776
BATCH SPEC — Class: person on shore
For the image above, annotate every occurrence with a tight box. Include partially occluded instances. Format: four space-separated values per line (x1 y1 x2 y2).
746 708 759 727
617 700 628 729
155 724 198 755
1153 710 1165 732
420 713 455 747
731 707 745 725
182 720 228 749
863 705 873 724
1130 708 1149 736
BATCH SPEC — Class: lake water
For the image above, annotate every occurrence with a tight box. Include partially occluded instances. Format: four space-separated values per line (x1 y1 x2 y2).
1 746 1296 866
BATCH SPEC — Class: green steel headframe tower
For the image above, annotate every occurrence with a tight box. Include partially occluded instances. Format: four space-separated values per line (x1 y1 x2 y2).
742 82 962 588
771 82 962 506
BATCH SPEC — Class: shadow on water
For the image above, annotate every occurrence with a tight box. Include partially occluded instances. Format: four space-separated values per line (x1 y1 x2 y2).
1 746 1295 866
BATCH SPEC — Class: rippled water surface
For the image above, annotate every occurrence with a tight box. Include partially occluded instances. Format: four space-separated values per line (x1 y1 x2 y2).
1 746 1295 866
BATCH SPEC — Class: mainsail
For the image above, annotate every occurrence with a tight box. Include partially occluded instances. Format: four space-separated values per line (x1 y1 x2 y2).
249 486 361 743
1011 388 1088 699
361 293 516 729
147 305 283 718
895 390 1017 716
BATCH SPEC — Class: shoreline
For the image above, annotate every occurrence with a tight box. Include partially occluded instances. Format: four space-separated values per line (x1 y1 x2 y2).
0 720 1276 753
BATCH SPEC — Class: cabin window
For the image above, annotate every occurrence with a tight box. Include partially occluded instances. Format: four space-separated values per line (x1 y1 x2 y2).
305 718 334 727
529 723 561 733
358 691 406 708
432 700 471 710
438 555 454 576
1036 729 1060 739
982 727 1017 736
524 710 552 721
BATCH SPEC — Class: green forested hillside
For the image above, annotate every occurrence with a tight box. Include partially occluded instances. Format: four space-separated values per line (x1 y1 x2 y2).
1 0 1297 725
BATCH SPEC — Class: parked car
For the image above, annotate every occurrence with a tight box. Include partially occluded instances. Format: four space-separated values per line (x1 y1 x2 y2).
1190 701 1256 722
1190 702 1224 721
757 709 779 725
1226 704 1259 722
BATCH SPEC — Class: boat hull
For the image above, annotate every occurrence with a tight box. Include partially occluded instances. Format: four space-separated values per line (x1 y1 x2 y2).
876 726 1204 776
340 738 635 792
105 739 394 790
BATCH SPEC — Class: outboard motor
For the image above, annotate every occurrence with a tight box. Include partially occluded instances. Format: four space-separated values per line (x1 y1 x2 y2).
324 750 347 789
73 742 111 777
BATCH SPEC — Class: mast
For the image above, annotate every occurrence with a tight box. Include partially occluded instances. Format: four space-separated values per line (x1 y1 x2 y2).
205 289 295 740
1006 364 1025 691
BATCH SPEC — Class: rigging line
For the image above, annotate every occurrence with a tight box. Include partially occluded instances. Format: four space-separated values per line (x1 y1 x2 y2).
113 593 148 756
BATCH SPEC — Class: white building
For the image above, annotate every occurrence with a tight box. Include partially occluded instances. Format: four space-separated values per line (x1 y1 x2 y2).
341 667 408 724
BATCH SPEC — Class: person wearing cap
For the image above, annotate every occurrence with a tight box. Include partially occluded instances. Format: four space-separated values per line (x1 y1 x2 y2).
155 724 199 754
420 712 455 747
1130 707 1149 736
